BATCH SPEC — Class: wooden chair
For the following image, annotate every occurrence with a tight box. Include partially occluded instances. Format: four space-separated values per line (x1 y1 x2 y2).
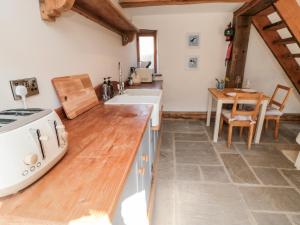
220 93 263 149
265 84 291 140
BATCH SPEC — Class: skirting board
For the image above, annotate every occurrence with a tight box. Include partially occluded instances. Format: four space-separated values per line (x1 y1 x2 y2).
162 111 300 121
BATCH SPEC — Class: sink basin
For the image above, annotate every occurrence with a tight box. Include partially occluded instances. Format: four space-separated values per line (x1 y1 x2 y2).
124 89 162 97
105 94 162 127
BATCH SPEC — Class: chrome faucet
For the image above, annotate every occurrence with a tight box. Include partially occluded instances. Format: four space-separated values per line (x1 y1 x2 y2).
118 62 125 95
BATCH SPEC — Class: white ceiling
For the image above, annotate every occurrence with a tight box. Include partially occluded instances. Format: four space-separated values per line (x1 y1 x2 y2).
124 3 244 16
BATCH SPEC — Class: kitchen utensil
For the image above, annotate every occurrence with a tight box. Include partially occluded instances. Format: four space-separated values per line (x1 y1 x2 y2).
225 92 237 97
52 74 99 119
0 108 68 197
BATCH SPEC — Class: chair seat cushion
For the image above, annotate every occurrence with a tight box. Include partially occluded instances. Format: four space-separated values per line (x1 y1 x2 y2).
265 106 284 116
222 109 256 123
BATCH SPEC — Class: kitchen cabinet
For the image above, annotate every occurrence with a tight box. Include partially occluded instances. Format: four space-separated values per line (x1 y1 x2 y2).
112 121 154 225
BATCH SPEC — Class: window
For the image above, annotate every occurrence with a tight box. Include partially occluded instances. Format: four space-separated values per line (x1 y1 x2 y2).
136 30 157 73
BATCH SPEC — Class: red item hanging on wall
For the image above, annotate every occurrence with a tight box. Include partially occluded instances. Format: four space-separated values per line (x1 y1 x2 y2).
225 42 233 66
224 22 235 66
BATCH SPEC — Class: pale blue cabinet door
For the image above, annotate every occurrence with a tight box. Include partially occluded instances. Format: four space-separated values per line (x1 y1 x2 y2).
112 122 153 225
141 122 152 206
112 155 139 225
149 129 155 175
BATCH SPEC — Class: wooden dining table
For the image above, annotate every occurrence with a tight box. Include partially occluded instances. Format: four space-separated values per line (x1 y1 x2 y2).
206 88 270 144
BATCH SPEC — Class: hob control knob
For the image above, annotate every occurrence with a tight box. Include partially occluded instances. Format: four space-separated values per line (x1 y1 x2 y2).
24 154 38 165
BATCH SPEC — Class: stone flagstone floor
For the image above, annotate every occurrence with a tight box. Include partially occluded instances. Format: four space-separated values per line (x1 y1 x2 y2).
153 119 300 225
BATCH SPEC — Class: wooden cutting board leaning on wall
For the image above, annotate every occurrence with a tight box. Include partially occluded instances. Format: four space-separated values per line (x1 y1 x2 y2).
52 74 99 119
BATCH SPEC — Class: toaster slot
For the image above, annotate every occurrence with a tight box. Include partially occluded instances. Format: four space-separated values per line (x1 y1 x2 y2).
53 120 60 147
36 129 45 160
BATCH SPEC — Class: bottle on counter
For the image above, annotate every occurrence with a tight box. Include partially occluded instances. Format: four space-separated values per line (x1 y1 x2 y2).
107 77 114 98
102 78 109 101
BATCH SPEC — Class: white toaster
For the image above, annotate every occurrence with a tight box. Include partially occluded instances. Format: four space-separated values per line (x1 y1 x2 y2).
136 68 153 83
0 108 68 197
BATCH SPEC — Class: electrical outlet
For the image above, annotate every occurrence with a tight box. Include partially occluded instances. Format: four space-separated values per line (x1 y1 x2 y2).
10 77 39 100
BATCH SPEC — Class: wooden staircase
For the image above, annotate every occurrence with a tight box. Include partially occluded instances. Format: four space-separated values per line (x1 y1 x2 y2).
251 0 300 93
226 0 300 94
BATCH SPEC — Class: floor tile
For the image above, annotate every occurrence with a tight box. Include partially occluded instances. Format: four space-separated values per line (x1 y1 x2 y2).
157 162 174 180
174 132 209 142
176 149 220 165
187 120 206 132
221 154 259 184
252 212 292 225
260 129 288 144
205 125 247 144
239 186 300 212
281 122 300 130
155 120 300 225
275 144 300 151
160 132 174 152
280 128 300 144
175 142 220 166
291 215 300 225
213 143 237 153
236 144 295 169
176 182 252 225
200 166 230 183
176 164 201 181
175 141 213 150
159 151 174 164
153 180 175 225
282 170 300 189
163 120 204 133
253 167 289 186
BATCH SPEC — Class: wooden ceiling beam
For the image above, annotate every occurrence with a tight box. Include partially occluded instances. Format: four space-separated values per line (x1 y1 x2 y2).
120 0 250 8
234 0 275 16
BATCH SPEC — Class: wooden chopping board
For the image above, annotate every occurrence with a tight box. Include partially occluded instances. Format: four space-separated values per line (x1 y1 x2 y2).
52 74 99 119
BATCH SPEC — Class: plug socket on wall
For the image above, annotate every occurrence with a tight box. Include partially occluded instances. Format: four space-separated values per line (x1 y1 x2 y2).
10 77 39 100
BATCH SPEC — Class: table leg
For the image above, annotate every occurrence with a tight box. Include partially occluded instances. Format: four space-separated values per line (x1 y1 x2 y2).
206 93 213 126
213 100 223 143
254 100 268 144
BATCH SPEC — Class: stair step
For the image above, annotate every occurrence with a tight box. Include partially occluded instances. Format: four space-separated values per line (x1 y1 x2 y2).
273 37 297 45
284 53 300 58
263 21 286 31
293 54 300 58
257 5 276 16
252 13 300 94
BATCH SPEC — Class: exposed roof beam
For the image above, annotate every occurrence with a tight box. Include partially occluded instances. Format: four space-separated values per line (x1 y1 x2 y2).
120 0 250 8
234 0 275 16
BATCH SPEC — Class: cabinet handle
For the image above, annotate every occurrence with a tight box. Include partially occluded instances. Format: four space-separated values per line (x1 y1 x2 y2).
142 154 149 162
138 167 145 176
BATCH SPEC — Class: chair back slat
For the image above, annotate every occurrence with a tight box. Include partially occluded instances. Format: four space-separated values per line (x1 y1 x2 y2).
269 84 291 111
231 93 263 120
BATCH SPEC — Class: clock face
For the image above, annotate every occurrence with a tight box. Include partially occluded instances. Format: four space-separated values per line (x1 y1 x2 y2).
188 34 199 47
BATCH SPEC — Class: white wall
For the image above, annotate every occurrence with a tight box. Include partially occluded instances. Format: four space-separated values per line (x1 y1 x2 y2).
244 26 300 113
129 10 236 111
128 5 300 113
0 0 136 110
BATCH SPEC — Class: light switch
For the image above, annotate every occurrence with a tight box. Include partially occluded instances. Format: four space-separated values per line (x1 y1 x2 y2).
10 77 39 100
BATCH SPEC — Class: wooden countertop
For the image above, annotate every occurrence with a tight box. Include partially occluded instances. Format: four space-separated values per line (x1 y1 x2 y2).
0 104 153 225
127 80 163 90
